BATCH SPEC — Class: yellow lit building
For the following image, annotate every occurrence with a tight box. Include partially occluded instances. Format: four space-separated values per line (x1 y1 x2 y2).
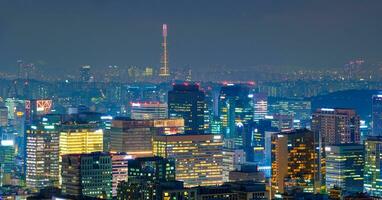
58 123 103 186
152 134 224 188
59 124 103 156
271 129 322 197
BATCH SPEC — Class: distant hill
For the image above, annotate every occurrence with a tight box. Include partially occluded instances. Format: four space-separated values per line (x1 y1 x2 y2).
311 90 380 121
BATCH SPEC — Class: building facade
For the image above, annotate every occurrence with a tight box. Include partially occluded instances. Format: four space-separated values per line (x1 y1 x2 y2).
26 124 60 191
312 108 361 145
110 118 184 157
271 129 322 196
168 83 205 134
325 144 364 194
61 152 113 199
153 134 224 187
364 137 382 197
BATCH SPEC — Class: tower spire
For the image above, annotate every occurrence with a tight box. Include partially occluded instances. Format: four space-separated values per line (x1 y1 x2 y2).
159 24 170 77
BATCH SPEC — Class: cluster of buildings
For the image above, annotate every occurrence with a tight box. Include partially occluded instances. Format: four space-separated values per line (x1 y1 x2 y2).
1 81 382 200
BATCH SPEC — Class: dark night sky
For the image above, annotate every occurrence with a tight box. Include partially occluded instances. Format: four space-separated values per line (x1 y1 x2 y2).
0 0 381 74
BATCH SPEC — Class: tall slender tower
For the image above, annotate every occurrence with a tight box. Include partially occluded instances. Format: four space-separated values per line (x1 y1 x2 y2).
159 24 170 77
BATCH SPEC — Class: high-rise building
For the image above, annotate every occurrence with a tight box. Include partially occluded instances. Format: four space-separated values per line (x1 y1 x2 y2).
168 83 205 134
253 119 278 170
153 134 224 187
372 95 382 136
271 129 322 196
364 137 382 197
61 152 112 199
0 139 15 186
111 152 131 198
253 93 268 122
0 106 8 127
312 108 360 145
117 156 176 200
222 148 245 182
129 102 167 120
268 98 311 128
26 124 60 191
159 24 170 77
325 144 364 194
110 117 184 157
59 123 103 156
218 84 253 139
271 114 294 132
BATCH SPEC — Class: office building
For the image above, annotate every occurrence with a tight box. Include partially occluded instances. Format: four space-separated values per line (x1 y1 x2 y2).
325 144 364 194
153 134 224 187
222 148 245 182
116 156 175 200
253 93 268 122
372 95 382 136
26 124 60 191
271 114 294 132
0 106 8 127
364 137 382 197
110 117 184 157
111 152 131 198
61 152 112 199
168 83 205 134
268 98 311 127
130 102 167 120
219 84 253 139
59 123 103 156
0 139 15 186
271 129 321 196
312 108 360 145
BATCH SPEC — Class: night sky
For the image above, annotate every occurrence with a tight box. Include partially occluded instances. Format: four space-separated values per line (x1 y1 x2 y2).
0 0 381 74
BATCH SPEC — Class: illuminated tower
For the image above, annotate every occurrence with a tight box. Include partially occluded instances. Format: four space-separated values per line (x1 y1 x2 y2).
159 24 170 77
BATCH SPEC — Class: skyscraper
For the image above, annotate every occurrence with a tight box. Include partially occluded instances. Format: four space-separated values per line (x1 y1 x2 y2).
26 124 60 191
311 108 361 145
159 24 170 77
271 129 322 196
364 137 382 197
372 94 382 136
253 93 268 122
0 139 15 186
168 83 205 134
0 106 8 127
61 152 113 199
111 152 131 198
325 144 364 194
218 84 253 139
152 134 224 187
